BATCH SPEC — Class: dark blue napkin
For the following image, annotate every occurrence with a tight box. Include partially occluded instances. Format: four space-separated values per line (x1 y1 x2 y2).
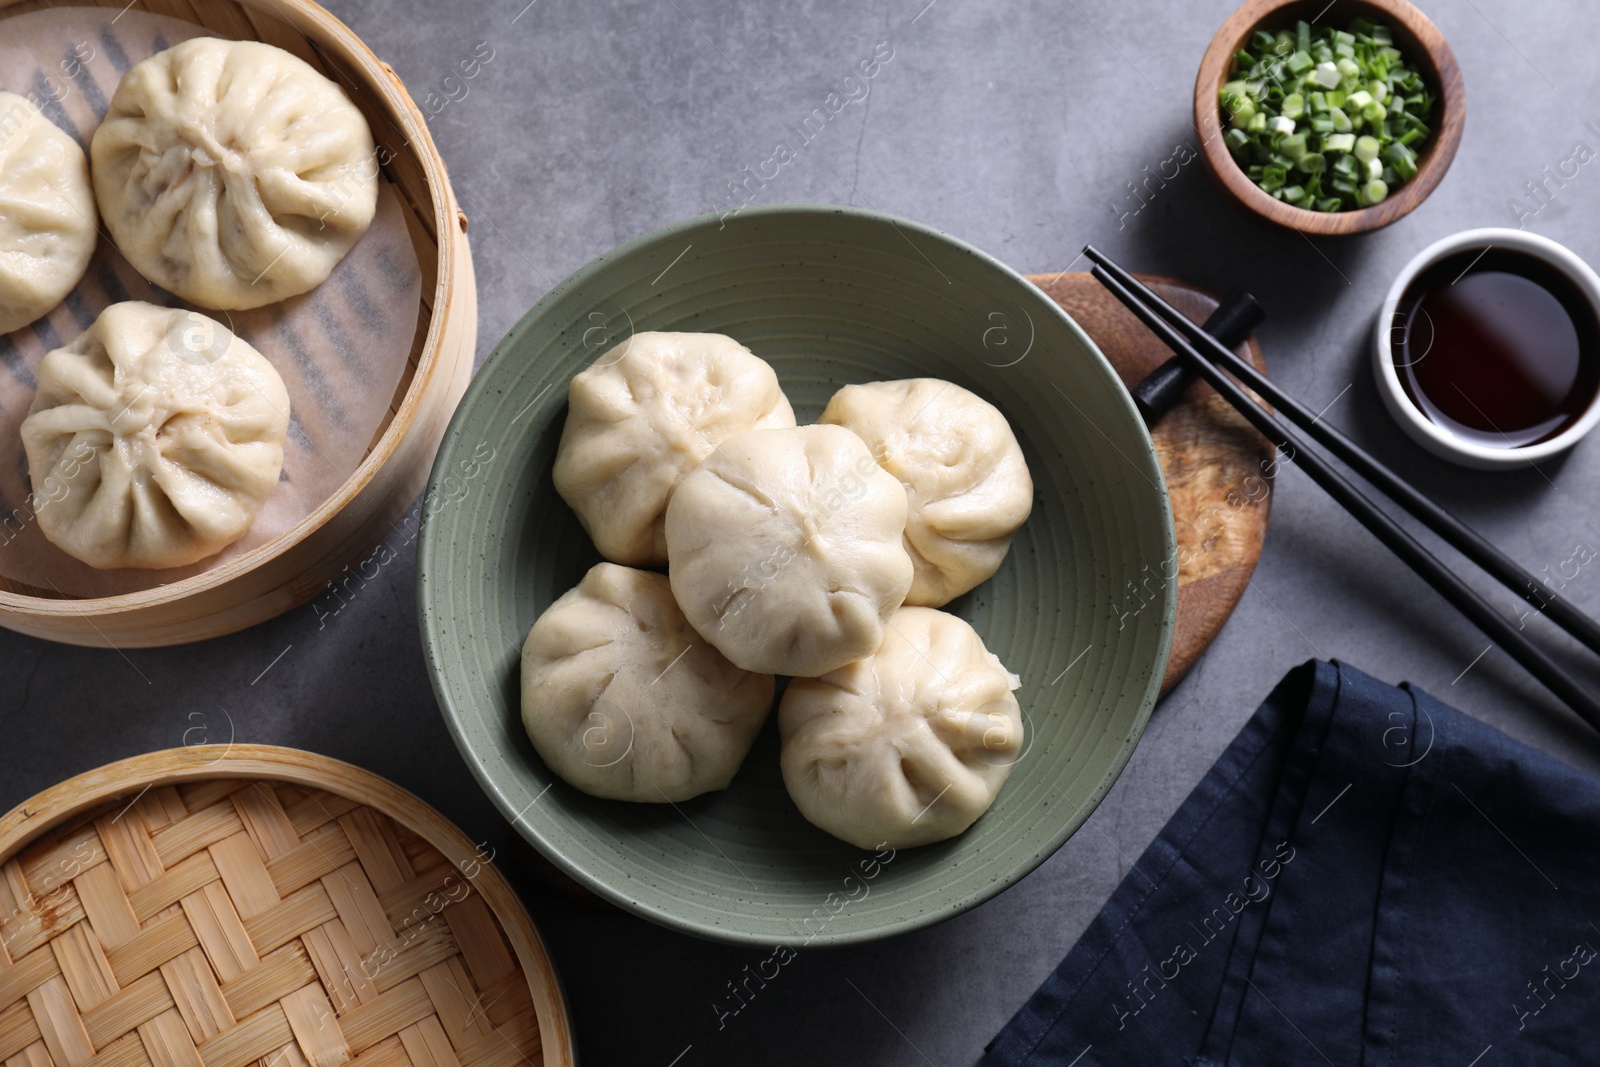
983 660 1600 1066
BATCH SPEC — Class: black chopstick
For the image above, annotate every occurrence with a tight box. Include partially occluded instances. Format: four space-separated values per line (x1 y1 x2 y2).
1086 245 1600 661
1088 261 1600 732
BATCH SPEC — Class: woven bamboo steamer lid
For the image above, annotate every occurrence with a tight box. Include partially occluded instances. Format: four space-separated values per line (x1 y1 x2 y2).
0 745 575 1067
0 0 477 647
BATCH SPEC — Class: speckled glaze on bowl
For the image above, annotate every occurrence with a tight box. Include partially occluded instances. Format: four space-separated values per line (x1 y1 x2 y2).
417 204 1175 947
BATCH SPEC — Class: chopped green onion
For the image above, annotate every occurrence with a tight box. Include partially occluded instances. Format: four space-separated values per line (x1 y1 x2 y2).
1386 142 1419 180
1219 15 1434 211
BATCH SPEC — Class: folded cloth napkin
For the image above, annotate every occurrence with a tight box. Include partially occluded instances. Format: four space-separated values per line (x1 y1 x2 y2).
983 659 1600 1066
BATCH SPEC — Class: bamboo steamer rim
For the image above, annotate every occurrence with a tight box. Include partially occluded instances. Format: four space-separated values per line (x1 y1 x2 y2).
0 0 463 618
0 743 576 1066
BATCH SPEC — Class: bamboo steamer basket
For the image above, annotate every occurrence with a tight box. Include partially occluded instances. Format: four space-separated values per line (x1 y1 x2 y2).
0 746 576 1067
0 0 477 647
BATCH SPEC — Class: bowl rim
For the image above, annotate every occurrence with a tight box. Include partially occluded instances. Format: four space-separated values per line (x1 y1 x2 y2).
0 0 458 618
417 201 1178 946
1193 0 1465 236
1371 226 1600 468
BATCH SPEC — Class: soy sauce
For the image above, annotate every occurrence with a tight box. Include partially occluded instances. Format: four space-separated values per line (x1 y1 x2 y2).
1394 248 1600 447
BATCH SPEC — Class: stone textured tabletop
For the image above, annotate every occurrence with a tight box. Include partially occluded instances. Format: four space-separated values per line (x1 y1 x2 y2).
5 1 1600 1064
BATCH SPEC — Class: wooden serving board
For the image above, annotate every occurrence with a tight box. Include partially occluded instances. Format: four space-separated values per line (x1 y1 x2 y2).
1027 272 1273 695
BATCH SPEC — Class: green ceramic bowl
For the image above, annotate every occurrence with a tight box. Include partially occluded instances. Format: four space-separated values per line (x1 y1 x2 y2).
418 204 1175 946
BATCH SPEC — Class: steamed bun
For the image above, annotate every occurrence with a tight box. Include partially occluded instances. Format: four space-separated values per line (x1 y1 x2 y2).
665 424 913 677
821 378 1032 606
0 92 97 334
553 331 795 566
20 301 290 569
520 563 775 802
91 38 378 310
779 607 1023 848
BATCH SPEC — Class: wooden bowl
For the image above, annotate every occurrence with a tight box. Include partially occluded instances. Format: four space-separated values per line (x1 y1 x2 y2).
0 0 476 647
1194 0 1465 236
0 745 575 1066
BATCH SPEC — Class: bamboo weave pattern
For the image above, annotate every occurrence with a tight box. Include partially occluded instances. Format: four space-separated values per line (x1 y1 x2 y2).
0 779 541 1067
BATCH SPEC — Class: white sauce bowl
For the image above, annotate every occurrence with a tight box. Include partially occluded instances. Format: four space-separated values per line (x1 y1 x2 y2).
1372 227 1600 469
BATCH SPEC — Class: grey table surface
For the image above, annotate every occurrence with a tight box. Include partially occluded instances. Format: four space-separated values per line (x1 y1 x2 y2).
6 0 1600 1063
